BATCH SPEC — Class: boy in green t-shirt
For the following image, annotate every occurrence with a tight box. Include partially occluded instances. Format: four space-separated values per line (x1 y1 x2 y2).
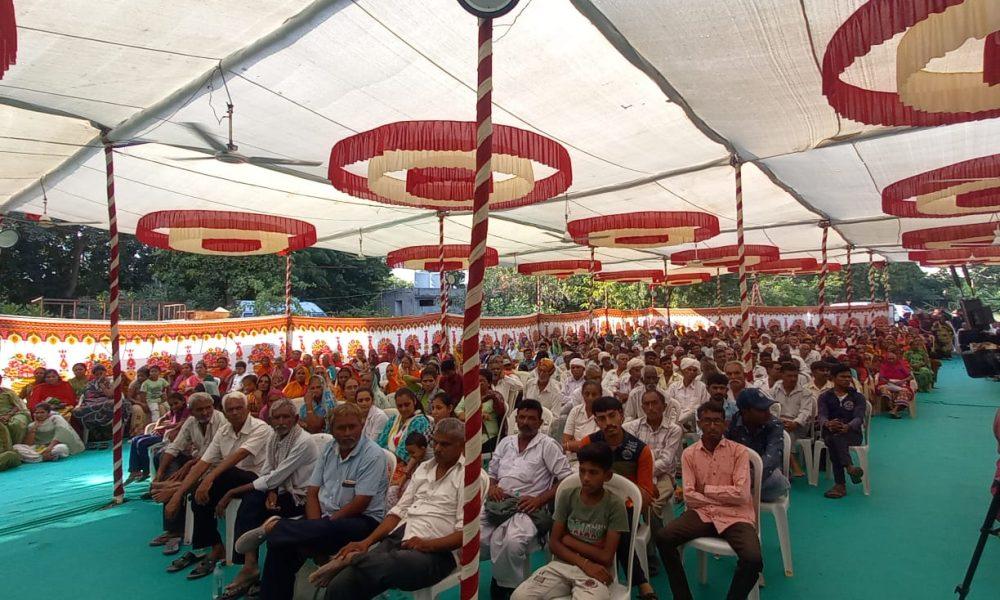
511 442 627 600
139 365 169 421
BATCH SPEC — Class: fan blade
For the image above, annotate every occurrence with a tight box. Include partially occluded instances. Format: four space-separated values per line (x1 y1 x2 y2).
54 221 103 227
110 138 154 149
179 122 229 153
247 156 323 167
169 156 219 161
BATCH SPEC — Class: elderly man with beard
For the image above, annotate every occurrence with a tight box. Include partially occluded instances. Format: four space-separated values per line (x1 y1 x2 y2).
483 399 573 600
668 357 710 428
313 418 490 600
615 357 645 404
213 399 319 598
523 358 562 414
625 365 678 425
235 403 388 600
164 392 272 579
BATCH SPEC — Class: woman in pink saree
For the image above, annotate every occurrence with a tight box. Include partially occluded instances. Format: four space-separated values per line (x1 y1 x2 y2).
878 351 916 419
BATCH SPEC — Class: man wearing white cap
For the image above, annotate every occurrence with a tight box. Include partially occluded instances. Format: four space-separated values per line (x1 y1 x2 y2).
668 357 711 428
598 351 615 379
604 352 629 393
615 358 645 404
560 358 587 407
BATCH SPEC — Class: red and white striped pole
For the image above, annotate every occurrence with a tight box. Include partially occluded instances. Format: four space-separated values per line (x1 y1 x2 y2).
715 267 722 308
883 262 891 305
733 155 751 364
284 251 293 356
868 250 877 306
103 140 125 504
818 222 829 348
845 245 853 326
588 245 596 337
438 212 449 353
459 15 494 600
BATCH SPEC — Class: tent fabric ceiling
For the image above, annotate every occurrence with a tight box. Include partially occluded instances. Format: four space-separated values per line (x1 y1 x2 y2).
1 0 995 271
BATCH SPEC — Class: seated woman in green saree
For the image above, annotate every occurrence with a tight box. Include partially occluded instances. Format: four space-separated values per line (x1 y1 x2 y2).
904 340 935 392
13 403 85 463
0 378 30 471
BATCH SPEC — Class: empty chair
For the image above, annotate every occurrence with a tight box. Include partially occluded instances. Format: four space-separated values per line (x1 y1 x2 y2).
761 431 793 576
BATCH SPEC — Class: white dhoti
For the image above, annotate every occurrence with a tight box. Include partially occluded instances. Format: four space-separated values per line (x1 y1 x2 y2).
480 511 542 589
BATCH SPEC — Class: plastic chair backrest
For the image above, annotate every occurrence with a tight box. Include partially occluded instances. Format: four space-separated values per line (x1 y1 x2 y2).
746 448 763 530
311 432 333 453
780 430 791 476
862 401 872 446
383 448 397 477
553 473 642 588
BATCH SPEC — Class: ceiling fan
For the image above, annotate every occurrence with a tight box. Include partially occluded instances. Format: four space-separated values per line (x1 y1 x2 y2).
173 103 321 167
16 178 102 229
0 216 18 250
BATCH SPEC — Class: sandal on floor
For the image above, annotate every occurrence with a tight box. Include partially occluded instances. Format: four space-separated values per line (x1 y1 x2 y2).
186 557 218 580
162 537 182 556
219 578 258 600
149 532 175 546
166 551 203 573
245 582 261 600
823 488 846 499
848 468 865 485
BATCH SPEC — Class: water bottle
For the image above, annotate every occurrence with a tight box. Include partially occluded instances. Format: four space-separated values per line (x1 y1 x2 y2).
212 561 224 599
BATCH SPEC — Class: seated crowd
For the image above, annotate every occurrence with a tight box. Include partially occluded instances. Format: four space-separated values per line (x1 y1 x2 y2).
0 312 954 599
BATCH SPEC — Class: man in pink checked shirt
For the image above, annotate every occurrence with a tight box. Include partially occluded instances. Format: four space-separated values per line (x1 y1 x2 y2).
654 399 762 600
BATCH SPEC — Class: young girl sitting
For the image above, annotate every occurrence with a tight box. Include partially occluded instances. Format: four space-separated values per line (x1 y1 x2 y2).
385 431 430 508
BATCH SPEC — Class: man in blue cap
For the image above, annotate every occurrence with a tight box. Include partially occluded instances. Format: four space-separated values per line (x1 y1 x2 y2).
726 387 789 502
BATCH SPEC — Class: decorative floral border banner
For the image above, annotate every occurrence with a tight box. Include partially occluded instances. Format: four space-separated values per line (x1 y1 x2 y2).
0 304 889 381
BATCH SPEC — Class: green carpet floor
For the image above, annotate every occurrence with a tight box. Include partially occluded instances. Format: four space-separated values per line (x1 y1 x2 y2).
3 360 999 599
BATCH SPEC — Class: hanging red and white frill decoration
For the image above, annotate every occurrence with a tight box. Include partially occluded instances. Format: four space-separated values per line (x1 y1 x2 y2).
1 0 17 79
516 259 601 279
386 244 499 271
671 244 780 268
328 121 571 211
662 272 712 287
567 211 720 249
823 0 1000 126
728 257 842 276
135 211 316 256
594 269 665 284
909 247 1000 266
902 222 1000 250
883 154 1000 218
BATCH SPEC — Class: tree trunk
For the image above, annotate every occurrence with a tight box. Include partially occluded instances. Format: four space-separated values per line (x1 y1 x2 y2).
64 229 85 298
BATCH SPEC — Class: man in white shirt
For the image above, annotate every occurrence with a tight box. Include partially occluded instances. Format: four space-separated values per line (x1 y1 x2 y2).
624 366 677 423
239 403 388 600
560 358 587 407
668 357 710 428
615 357 644 403
483 400 573 597
560 365 612 418
797 341 821 370
489 356 525 416
624 389 683 525
149 392 226 552
164 392 272 579
806 361 834 400
315 418 490 599
215 399 320 595
604 352 629 392
523 358 562 414
770 362 814 478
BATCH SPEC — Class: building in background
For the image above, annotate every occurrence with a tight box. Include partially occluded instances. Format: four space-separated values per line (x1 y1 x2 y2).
380 272 464 316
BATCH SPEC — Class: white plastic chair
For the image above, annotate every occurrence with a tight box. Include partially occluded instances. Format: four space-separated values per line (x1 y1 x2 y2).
761 431 793 576
224 498 243 564
686 448 763 600
550 473 642 600
635 494 674 579
811 402 872 495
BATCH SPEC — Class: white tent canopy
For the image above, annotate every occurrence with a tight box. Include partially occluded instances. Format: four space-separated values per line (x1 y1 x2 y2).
2 0 996 270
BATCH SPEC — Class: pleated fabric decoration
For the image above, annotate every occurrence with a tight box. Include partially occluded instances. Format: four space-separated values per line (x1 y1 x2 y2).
594 269 665 284
902 222 1000 249
516 259 601 278
0 0 16 78
908 247 1000 266
883 154 1000 217
671 244 780 268
135 211 317 255
727 257 842 275
386 244 499 271
566 211 720 248
823 0 1000 126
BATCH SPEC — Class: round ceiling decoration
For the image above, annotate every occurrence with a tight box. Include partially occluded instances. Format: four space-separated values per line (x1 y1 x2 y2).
908 247 1000 267
566 211 720 249
1 0 16 78
386 244 499 271
883 154 1000 217
135 211 316 256
670 244 780 269
902 222 1000 249
728 257 842 275
663 273 712 287
328 121 571 211
516 259 600 279
823 0 1000 126
594 270 665 284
